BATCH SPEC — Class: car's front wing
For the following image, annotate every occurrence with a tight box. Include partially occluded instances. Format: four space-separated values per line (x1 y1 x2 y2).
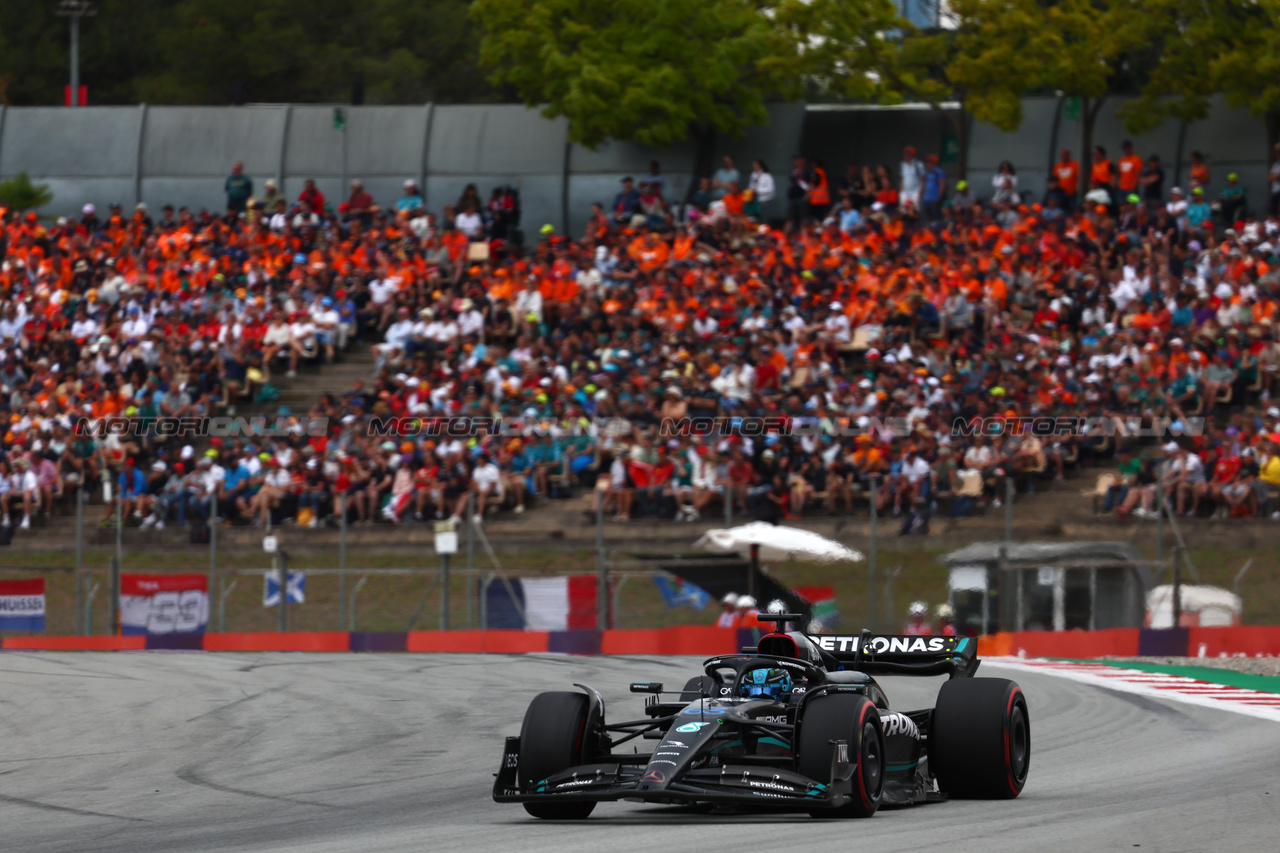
493 736 858 810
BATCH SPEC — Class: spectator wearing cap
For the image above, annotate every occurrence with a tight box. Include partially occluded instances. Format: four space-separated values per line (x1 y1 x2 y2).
716 592 740 628
1220 172 1246 225
1187 187 1212 229
225 161 253 214
396 179 424 214
311 296 341 362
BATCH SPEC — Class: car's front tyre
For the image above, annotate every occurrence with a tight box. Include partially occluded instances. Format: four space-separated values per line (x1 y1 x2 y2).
796 693 883 818
517 691 597 819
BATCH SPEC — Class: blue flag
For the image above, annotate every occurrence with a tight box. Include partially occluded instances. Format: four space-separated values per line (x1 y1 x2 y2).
653 576 711 611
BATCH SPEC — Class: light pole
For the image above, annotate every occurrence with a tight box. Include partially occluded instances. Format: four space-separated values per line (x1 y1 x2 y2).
56 1 97 108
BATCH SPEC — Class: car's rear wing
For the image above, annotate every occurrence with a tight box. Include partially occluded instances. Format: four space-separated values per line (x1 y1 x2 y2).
810 632 978 678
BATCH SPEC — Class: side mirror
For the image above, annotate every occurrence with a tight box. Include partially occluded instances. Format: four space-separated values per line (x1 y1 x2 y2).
629 682 663 694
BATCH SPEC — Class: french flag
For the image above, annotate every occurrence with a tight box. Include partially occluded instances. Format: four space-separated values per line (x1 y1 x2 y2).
485 576 601 630
0 579 46 631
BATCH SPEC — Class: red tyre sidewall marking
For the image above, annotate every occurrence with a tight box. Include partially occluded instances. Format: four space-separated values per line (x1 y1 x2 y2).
856 702 875 809
1004 686 1023 795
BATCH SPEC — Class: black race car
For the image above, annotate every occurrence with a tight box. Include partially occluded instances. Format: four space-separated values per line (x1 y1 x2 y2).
493 617 1029 819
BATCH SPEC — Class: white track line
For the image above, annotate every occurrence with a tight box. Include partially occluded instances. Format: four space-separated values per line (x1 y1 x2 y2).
983 658 1280 723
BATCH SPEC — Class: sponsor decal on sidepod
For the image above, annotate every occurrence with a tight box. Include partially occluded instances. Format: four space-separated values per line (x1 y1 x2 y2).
881 712 921 739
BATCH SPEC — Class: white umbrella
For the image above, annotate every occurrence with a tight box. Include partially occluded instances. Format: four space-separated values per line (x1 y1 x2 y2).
693 522 863 563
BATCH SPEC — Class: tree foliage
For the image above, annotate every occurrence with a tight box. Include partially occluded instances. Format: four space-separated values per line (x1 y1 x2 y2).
0 173 55 212
472 0 801 149
0 0 493 106
1124 0 1280 147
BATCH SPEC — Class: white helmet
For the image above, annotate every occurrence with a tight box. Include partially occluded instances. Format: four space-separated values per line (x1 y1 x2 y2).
908 601 928 618
935 603 956 621
767 599 787 615
721 592 739 606
737 595 757 610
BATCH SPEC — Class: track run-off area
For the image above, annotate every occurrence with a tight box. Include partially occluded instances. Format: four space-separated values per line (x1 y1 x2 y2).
0 653 1277 852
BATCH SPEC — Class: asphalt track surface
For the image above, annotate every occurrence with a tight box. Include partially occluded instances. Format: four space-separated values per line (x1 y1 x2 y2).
1 653 1278 852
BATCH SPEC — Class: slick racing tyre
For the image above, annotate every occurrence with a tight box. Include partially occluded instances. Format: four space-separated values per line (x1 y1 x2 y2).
518 691 597 819
931 677 1030 799
796 693 883 818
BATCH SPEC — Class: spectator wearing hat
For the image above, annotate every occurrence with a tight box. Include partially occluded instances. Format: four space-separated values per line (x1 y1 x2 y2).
397 179 425 213
1219 172 1246 226
1186 187 1212 229
951 179 976 208
716 592 740 628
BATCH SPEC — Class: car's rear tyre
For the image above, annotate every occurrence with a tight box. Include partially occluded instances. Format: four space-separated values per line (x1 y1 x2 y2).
796 693 883 818
931 677 1029 799
518 691 597 819
678 675 718 702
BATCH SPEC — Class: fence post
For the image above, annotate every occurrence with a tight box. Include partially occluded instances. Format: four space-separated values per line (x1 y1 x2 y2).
339 494 347 629
596 499 608 630
75 485 84 635
466 492 475 629
441 553 451 631
277 551 289 632
868 477 878 631
108 556 120 635
1171 544 1183 629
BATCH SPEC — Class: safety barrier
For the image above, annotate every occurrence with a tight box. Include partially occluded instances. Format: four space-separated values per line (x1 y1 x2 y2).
0 628 740 654
977 626 1280 659
4 626 1277 655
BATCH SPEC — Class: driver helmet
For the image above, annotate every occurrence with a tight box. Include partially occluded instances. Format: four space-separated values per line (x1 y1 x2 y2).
739 666 792 701
935 603 956 621
766 599 787 615
908 601 928 619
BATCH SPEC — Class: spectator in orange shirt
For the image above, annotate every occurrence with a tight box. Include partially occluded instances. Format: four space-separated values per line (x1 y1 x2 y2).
1054 148 1080 208
1090 145 1114 189
1116 139 1143 194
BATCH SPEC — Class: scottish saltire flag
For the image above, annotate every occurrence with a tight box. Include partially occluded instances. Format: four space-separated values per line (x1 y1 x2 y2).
484 576 600 630
120 574 208 636
653 576 711 611
264 571 306 607
0 579 46 631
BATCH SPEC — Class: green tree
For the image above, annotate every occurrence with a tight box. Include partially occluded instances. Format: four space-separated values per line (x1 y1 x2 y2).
779 0 1038 178
137 0 492 105
1124 0 1280 159
0 173 55 212
0 0 492 106
473 0 802 188
1022 0 1154 199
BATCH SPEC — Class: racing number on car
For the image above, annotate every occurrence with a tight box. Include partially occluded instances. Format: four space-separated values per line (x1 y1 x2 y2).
145 590 208 634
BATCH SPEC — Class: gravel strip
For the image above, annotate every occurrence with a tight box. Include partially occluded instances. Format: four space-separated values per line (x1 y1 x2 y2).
1100 656 1280 677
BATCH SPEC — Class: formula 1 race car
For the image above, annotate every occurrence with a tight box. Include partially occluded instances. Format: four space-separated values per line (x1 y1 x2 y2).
493 616 1029 819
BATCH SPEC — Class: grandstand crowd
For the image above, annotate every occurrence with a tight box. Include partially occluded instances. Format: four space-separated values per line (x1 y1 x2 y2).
5 141 1280 534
